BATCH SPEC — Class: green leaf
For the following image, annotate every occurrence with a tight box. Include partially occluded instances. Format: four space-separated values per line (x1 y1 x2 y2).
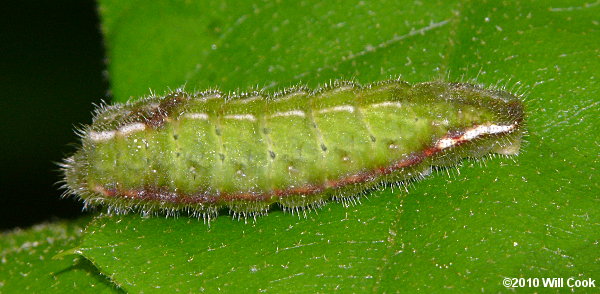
0 218 121 293
76 190 402 292
74 0 599 292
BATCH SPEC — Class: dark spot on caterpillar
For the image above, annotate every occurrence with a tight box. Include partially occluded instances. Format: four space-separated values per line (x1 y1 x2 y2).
269 150 276 159
215 127 222 136
370 135 377 142
320 144 328 152
263 127 270 134
219 153 225 161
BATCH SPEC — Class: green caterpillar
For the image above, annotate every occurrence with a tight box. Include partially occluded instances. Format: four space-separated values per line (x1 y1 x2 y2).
62 80 525 220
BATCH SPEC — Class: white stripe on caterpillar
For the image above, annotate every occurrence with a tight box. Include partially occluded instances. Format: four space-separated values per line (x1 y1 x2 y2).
223 114 257 121
268 110 306 118
316 105 355 114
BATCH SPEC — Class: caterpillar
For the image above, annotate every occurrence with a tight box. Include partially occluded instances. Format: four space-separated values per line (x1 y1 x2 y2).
61 80 525 221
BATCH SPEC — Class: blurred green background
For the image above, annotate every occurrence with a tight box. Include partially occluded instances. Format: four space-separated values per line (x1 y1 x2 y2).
1 0 105 230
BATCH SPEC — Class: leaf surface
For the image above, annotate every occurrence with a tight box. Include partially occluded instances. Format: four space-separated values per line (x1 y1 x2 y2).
0 219 121 293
